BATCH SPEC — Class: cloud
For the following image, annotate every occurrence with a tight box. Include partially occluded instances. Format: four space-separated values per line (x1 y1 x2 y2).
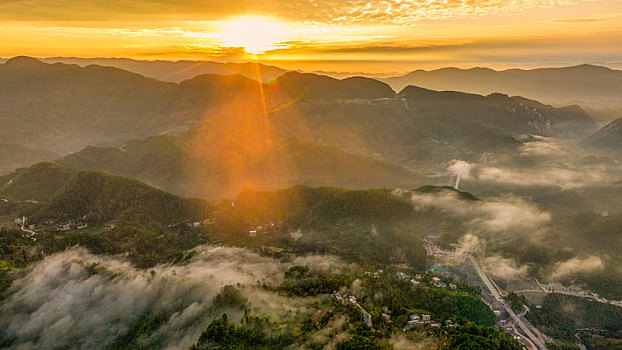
455 233 485 256
403 190 551 238
0 0 607 24
448 159 471 186
549 255 604 280
518 137 571 157
477 166 611 189
474 136 621 189
482 255 529 280
0 246 310 350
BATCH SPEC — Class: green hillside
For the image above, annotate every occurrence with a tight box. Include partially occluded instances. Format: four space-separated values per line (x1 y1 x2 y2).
32 171 210 224
56 134 418 199
0 161 211 224
214 185 426 267
0 166 213 270
0 162 74 202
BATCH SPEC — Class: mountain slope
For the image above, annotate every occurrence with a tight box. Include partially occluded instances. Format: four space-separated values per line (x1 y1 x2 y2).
383 64 622 110
33 170 209 224
585 117 622 150
0 162 210 223
398 87 596 137
0 162 74 202
0 56 184 153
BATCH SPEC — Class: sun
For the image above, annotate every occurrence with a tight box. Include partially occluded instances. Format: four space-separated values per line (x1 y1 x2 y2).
217 16 288 54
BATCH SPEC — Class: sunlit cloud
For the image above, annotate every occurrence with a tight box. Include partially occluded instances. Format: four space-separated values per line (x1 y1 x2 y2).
0 0 612 24
0 0 621 70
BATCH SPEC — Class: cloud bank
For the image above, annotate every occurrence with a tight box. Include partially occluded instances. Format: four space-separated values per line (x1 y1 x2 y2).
0 246 312 350
401 190 551 239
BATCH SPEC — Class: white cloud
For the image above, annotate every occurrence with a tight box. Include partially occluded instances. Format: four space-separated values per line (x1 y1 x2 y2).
549 255 604 280
482 255 529 280
477 166 610 189
403 190 551 238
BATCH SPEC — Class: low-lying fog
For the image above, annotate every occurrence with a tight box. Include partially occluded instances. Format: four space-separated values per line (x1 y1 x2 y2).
0 246 347 350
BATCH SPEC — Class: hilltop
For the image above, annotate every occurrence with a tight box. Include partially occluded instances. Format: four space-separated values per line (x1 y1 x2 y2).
32 171 210 224
0 162 210 225
413 185 481 201
0 162 74 202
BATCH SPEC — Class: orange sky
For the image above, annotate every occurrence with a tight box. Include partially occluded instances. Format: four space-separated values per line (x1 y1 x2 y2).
1 0 621 73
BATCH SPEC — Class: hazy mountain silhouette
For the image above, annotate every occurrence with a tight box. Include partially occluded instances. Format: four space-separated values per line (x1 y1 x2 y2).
383 64 622 111
41 56 287 83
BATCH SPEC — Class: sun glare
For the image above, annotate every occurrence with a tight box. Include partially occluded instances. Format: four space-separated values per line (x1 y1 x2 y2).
217 16 288 54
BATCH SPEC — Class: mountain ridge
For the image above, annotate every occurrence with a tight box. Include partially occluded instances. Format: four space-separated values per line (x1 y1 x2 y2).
383 64 622 111
40 56 287 83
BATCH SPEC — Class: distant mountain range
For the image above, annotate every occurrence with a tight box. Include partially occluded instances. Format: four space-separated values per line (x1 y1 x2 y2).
382 65 622 111
40 57 287 83
0 57 603 198
0 57 396 155
10 57 621 112
32 58 622 114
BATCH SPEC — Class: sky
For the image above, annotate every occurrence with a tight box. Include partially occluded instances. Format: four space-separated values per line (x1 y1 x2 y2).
1 0 621 73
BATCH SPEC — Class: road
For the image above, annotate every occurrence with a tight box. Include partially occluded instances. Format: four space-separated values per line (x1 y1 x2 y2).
514 285 622 308
20 225 37 241
467 254 548 350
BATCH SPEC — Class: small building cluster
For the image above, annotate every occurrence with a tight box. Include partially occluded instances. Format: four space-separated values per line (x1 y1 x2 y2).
423 236 456 257
332 291 373 328
57 218 89 231
247 221 283 237
15 215 91 234
404 313 454 330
